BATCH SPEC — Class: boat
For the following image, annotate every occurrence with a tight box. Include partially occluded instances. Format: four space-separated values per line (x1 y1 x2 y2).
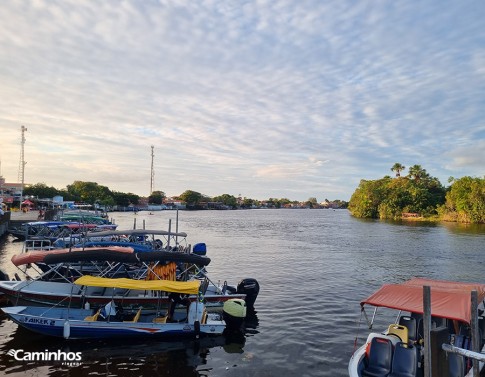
8 220 118 242
349 278 485 377
0 248 259 311
1 276 237 339
52 228 189 250
8 221 68 240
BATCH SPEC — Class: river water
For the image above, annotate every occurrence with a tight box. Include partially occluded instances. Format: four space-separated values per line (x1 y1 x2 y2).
0 209 484 376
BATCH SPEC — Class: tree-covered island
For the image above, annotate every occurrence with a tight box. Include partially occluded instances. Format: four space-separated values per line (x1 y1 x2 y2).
348 164 485 224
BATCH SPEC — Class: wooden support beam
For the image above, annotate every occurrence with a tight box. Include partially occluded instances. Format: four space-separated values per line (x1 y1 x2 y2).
423 285 432 377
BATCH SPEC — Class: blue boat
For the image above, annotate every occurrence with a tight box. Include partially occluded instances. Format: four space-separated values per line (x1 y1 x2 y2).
2 276 230 339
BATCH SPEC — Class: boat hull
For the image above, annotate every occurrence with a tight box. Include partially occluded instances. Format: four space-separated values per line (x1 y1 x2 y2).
2 306 225 339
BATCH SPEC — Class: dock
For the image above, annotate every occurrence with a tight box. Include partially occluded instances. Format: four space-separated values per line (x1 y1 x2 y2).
0 211 11 238
0 209 58 238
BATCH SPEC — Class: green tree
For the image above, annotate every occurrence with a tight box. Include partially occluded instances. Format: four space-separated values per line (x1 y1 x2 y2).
349 178 392 218
241 197 259 208
391 163 406 177
112 191 140 207
408 165 429 182
349 168 446 220
66 181 113 205
306 197 318 208
439 176 485 223
179 190 202 206
24 183 60 198
212 194 238 208
148 190 166 205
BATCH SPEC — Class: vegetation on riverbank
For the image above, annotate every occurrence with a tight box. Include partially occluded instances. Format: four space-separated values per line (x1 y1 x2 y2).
21 181 347 210
348 164 485 224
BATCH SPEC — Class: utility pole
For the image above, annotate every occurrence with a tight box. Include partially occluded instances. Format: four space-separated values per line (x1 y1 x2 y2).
18 125 27 203
150 145 154 195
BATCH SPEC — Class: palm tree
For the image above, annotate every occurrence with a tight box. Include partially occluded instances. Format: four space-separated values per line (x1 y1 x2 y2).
408 164 428 181
391 163 406 177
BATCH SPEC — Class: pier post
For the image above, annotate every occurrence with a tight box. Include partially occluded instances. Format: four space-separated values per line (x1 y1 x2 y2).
167 219 171 248
423 285 432 377
471 290 479 376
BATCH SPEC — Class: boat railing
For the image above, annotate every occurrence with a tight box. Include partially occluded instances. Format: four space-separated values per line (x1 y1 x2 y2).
442 343 485 362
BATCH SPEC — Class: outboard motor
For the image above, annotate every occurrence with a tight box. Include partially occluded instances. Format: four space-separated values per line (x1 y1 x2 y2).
237 278 260 311
223 298 247 330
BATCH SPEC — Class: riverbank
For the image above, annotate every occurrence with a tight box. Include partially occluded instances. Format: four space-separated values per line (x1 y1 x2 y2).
0 212 11 238
0 209 59 238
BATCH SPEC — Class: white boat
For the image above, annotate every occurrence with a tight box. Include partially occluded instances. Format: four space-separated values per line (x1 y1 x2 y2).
1 276 243 339
0 247 258 311
349 278 485 377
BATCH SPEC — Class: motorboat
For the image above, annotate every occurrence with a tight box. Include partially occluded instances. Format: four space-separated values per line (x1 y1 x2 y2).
349 278 485 377
0 247 259 312
2 276 236 339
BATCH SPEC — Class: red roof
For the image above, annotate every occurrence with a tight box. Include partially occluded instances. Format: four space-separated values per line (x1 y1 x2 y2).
360 278 485 324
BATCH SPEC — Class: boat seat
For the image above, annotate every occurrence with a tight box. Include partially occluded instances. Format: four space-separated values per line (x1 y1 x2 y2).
448 352 465 377
388 342 418 377
124 308 142 323
84 309 101 321
152 315 168 324
387 324 408 344
201 310 208 325
398 316 417 343
362 337 393 377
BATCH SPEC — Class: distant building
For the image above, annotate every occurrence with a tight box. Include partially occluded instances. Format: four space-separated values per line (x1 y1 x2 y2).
0 176 29 205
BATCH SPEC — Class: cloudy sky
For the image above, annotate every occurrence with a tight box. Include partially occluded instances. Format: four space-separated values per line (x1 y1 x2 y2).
0 1 484 201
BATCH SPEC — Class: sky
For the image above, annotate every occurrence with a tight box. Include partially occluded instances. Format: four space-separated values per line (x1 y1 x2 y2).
0 1 484 202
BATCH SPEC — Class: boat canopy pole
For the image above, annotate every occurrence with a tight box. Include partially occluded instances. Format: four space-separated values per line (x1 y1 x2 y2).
176 210 179 246
192 265 222 294
394 310 402 324
361 306 378 329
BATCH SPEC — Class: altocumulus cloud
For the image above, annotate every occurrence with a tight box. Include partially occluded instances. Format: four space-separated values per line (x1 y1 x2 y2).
0 0 483 200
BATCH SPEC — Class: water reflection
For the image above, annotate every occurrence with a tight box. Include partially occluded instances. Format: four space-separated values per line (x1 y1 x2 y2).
441 221 485 236
0 311 258 376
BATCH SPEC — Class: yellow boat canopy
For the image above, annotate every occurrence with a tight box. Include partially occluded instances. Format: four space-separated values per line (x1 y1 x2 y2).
74 275 200 294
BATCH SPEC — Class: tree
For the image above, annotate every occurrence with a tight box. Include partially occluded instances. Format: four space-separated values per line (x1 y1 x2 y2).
349 166 446 220
24 183 60 198
349 178 391 218
439 176 485 223
306 197 318 208
112 191 140 207
179 190 202 206
408 165 429 182
66 181 113 204
212 194 238 208
148 191 166 205
391 163 406 177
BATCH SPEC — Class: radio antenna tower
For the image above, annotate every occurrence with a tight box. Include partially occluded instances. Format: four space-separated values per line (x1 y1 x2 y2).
150 145 154 195
18 125 27 202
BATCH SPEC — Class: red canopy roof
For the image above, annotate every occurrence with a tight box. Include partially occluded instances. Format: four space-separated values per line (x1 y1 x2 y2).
360 278 485 324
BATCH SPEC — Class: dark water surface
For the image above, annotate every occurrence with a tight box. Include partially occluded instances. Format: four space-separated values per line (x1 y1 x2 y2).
0 209 484 376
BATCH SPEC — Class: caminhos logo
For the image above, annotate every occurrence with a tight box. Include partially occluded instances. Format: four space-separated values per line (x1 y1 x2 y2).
7 349 82 365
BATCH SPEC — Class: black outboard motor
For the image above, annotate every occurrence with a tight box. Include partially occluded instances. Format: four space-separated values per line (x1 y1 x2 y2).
237 278 259 311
